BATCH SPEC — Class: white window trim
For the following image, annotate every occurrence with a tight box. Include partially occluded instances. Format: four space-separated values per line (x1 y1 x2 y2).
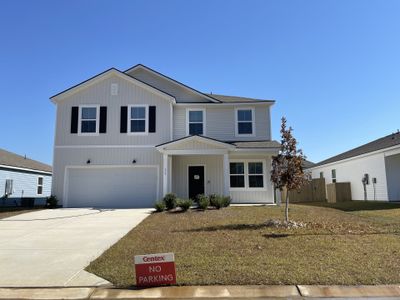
128 104 149 135
186 108 206 136
235 107 255 137
37 176 44 195
331 169 337 183
78 105 100 136
229 159 267 191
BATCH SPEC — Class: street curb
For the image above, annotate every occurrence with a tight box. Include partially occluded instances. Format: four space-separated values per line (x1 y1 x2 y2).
0 285 400 299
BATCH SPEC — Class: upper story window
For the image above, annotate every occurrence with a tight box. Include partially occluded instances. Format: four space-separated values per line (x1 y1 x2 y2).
37 177 43 195
235 108 255 136
187 109 205 135
129 105 148 134
79 106 99 134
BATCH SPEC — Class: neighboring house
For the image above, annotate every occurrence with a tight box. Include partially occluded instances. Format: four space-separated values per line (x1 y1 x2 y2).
308 132 400 201
0 148 52 205
51 64 280 208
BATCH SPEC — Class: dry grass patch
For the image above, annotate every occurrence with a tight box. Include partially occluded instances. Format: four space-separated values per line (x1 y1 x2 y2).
0 207 43 219
86 204 400 287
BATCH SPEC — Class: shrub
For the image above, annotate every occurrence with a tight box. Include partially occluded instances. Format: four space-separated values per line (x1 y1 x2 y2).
46 195 58 209
163 193 177 210
222 196 231 207
154 200 166 212
197 194 210 210
176 198 193 212
209 194 218 207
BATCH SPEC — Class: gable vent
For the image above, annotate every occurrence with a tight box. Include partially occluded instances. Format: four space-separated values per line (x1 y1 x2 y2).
111 83 119 96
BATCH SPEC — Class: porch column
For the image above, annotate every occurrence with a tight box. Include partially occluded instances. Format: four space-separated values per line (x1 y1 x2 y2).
223 153 230 196
163 153 169 197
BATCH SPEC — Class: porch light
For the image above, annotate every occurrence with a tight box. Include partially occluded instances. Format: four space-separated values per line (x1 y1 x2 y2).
86 159 91 164
132 159 137 164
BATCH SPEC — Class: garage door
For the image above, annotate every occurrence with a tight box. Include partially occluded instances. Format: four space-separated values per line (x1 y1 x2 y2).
66 167 158 208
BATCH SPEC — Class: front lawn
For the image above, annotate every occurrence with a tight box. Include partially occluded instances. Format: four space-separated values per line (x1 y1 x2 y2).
86 202 400 287
0 206 44 220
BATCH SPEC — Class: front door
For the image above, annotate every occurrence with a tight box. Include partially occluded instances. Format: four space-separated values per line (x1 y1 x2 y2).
188 166 205 200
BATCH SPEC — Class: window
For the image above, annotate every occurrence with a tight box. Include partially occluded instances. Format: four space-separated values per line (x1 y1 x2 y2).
236 108 254 136
230 162 245 188
248 162 264 188
187 109 205 135
230 160 265 189
37 177 43 195
129 105 148 134
320 172 324 178
5 179 13 196
331 169 336 183
79 106 98 134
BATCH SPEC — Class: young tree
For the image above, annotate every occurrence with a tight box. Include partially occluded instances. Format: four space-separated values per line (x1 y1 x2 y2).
271 117 309 223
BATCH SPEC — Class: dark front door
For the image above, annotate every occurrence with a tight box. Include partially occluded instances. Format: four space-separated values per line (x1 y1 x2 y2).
188 166 205 200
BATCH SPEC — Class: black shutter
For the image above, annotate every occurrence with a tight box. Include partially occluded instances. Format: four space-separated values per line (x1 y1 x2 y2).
99 106 107 133
120 106 127 133
149 106 156 133
70 106 79 134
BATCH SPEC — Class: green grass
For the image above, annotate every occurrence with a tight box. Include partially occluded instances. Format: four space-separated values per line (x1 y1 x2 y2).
0 206 44 219
86 202 400 287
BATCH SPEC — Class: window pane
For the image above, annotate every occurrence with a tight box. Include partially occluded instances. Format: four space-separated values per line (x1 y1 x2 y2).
38 177 43 185
238 122 253 134
331 169 336 178
131 120 145 132
249 162 263 174
37 186 43 195
189 110 203 122
230 162 244 174
131 107 145 119
189 123 203 135
230 175 245 187
81 120 96 132
238 109 252 121
249 175 264 187
81 107 97 119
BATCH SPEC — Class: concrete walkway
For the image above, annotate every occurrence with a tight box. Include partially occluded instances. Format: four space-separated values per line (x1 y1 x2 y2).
0 208 151 287
1 285 400 299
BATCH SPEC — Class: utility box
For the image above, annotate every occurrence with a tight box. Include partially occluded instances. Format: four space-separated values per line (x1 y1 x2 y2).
326 182 352 203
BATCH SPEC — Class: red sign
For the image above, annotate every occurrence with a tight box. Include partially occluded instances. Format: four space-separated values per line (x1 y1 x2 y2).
134 253 176 287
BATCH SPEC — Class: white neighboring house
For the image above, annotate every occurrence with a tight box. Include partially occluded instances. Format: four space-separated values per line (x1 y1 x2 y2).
0 148 52 206
51 64 280 208
308 132 400 202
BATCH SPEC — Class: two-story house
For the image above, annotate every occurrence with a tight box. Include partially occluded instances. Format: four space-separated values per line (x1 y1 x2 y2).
51 64 280 208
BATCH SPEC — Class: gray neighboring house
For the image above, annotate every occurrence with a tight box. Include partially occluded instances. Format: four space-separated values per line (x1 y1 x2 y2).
0 148 52 206
51 64 281 208
308 132 400 201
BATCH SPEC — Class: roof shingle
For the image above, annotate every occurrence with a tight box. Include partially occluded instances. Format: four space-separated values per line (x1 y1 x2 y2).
0 148 52 173
204 94 275 103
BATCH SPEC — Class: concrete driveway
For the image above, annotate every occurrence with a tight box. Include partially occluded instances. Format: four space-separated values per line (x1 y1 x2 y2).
0 208 151 287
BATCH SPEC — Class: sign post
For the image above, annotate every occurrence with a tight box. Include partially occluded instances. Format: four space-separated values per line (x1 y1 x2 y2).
134 253 176 287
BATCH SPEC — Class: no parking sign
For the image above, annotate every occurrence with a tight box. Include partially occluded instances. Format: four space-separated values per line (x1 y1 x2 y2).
134 253 176 287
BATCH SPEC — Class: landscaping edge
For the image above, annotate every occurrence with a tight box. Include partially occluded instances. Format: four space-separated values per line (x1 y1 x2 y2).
1 285 400 299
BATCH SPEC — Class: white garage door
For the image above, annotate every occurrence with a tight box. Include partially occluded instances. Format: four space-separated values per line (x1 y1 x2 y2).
66 167 158 208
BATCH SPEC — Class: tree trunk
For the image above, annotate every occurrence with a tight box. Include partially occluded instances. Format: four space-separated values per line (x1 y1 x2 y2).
285 191 289 223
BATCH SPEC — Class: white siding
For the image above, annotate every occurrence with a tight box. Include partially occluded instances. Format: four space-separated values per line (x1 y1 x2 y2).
52 147 163 205
0 168 51 202
174 106 271 141
311 152 389 201
55 75 172 146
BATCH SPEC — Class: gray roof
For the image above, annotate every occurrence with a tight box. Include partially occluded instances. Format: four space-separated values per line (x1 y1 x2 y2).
0 148 52 173
313 132 400 167
229 140 281 149
302 160 316 169
204 94 275 103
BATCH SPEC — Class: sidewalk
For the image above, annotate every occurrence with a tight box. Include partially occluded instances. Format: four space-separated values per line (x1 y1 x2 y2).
1 285 400 299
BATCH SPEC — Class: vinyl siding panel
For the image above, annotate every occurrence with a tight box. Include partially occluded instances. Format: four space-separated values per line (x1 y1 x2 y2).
0 168 51 204
311 152 389 201
385 153 400 201
55 75 172 146
166 140 228 150
174 106 271 141
52 147 162 205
